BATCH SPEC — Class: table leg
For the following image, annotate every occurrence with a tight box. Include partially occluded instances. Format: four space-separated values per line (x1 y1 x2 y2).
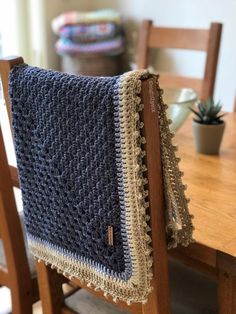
217 252 236 314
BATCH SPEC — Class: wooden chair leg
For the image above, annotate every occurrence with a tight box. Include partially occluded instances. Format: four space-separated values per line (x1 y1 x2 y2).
142 292 159 314
218 271 236 314
10 285 33 314
217 252 236 314
36 261 65 314
142 284 170 314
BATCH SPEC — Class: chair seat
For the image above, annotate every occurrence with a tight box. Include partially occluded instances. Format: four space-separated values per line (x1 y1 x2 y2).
0 211 36 277
65 259 217 314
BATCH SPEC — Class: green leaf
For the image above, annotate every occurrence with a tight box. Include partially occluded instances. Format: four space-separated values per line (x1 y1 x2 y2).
189 107 203 120
197 102 205 116
191 98 223 124
216 113 226 120
205 97 212 113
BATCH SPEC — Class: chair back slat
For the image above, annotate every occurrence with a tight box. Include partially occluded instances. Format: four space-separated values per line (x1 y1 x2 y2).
159 73 202 96
149 27 209 51
137 20 222 101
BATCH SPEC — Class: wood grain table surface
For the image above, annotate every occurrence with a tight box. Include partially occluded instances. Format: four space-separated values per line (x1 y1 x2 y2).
175 113 236 258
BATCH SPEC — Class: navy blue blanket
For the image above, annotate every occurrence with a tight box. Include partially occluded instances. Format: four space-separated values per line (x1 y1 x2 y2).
9 65 193 304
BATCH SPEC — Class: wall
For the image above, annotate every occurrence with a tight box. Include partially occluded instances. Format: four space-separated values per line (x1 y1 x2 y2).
39 0 236 110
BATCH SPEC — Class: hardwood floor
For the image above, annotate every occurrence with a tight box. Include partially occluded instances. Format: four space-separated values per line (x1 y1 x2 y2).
0 287 42 314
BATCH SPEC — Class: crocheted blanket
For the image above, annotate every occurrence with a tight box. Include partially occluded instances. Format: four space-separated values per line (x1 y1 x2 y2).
55 36 125 56
9 65 193 304
52 9 121 35
59 23 121 42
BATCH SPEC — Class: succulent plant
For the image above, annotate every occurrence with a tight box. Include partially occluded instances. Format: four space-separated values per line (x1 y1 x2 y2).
190 98 224 125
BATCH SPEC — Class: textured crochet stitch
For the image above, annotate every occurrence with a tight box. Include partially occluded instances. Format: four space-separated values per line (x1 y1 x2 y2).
59 23 120 42
9 65 193 304
52 9 122 35
55 36 125 56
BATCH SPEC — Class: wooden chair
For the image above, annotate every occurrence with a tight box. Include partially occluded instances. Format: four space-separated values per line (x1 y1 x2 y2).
0 57 171 314
0 57 218 314
0 122 39 313
137 20 222 102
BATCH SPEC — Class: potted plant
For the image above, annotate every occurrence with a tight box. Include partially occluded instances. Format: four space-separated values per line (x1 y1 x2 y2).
190 98 225 154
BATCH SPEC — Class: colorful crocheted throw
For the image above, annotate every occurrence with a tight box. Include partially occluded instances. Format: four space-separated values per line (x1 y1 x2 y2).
55 36 125 56
59 23 120 42
9 65 193 304
52 10 125 56
52 9 121 35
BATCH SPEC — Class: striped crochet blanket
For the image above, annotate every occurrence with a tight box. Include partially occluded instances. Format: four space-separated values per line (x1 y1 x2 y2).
52 9 121 35
55 36 125 56
59 23 121 42
9 65 193 304
52 9 125 56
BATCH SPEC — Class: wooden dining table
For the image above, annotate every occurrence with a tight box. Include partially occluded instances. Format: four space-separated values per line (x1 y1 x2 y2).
170 112 236 313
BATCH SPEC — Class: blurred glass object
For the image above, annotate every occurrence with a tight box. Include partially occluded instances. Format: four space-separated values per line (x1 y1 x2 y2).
164 87 197 132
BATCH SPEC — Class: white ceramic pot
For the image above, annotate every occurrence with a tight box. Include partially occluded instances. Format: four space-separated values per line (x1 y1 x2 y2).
192 121 225 155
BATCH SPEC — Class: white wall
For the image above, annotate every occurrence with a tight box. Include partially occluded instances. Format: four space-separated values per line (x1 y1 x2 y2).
35 0 236 111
